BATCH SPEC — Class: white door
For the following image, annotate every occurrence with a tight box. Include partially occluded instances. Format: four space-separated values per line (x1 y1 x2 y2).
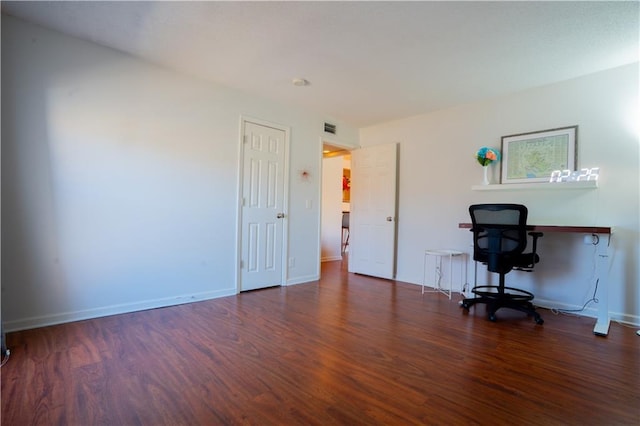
348 143 398 279
240 121 288 291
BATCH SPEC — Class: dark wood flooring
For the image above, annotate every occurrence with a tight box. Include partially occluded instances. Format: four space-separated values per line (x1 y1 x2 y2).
2 260 639 425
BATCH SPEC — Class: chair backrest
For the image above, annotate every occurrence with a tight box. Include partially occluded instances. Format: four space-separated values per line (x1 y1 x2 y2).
342 212 350 229
469 204 528 273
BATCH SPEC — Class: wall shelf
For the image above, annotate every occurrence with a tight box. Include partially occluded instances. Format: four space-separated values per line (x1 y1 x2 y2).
471 180 598 191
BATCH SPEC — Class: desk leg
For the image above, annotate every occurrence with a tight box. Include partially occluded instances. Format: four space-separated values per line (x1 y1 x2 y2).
593 234 611 336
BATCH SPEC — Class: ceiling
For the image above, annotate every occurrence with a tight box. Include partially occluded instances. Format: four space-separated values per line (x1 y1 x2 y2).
2 1 638 128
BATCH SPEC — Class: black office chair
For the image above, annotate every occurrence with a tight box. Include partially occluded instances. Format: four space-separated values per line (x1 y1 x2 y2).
341 212 350 255
460 204 544 324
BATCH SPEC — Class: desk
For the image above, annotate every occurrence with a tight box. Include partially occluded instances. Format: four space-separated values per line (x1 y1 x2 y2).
459 223 613 336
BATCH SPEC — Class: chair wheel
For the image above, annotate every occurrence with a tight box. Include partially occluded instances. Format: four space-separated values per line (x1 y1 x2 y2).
535 317 544 325
460 301 470 310
489 313 497 322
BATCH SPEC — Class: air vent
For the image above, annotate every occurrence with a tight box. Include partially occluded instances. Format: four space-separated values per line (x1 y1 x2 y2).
324 122 337 135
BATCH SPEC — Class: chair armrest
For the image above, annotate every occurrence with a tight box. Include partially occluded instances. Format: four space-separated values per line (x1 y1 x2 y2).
528 231 543 262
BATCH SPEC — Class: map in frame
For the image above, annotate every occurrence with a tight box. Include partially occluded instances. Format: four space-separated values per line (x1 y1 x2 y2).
501 126 577 184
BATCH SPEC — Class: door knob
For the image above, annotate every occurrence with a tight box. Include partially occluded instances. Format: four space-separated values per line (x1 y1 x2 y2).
386 216 393 222
277 213 286 219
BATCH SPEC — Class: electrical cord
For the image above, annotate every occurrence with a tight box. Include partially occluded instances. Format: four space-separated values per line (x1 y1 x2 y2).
551 240 600 316
551 278 599 315
0 349 10 367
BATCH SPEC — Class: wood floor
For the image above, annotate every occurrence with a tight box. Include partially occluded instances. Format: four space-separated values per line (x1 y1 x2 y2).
2 260 639 425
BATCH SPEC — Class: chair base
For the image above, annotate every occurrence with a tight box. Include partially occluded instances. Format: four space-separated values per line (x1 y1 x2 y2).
460 285 544 325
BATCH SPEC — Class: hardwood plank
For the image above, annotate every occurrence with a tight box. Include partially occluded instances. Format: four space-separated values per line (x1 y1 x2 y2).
2 260 638 425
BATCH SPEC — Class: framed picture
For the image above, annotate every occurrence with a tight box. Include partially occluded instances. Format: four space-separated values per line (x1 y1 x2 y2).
500 126 577 184
342 169 351 202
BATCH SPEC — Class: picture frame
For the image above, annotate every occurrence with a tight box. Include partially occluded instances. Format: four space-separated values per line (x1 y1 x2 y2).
500 126 577 184
342 169 351 202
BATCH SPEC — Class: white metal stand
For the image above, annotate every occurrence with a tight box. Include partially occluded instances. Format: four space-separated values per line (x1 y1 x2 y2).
422 249 465 299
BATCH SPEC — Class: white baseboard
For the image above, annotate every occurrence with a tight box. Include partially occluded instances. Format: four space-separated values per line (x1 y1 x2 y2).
403 284 640 326
533 297 597 317
6 284 637 333
321 256 343 262
612 314 640 327
286 274 319 286
534 298 640 326
403 279 467 294
3 288 236 333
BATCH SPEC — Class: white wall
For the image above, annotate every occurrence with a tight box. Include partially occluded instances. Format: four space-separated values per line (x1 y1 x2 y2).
3 15 637 330
1 16 359 331
360 63 639 325
321 156 343 262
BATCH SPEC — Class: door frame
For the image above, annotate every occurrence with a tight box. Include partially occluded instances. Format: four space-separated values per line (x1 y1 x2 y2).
236 116 290 293
318 137 355 278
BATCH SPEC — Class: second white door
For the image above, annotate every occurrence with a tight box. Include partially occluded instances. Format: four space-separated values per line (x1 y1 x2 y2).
240 120 288 291
348 143 398 279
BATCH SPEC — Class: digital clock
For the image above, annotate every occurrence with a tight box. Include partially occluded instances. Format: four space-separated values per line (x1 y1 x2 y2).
549 167 599 183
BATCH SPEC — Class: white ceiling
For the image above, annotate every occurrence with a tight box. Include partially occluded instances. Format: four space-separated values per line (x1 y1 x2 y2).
2 1 638 128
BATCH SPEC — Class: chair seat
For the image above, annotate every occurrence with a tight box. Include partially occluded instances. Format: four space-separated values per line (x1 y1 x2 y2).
474 253 540 274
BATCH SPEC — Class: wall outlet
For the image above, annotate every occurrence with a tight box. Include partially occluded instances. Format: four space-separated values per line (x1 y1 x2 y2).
583 234 598 245
288 257 295 268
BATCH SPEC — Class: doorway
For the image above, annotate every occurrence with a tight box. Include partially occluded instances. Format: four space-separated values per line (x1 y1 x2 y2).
320 142 399 280
321 142 351 263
